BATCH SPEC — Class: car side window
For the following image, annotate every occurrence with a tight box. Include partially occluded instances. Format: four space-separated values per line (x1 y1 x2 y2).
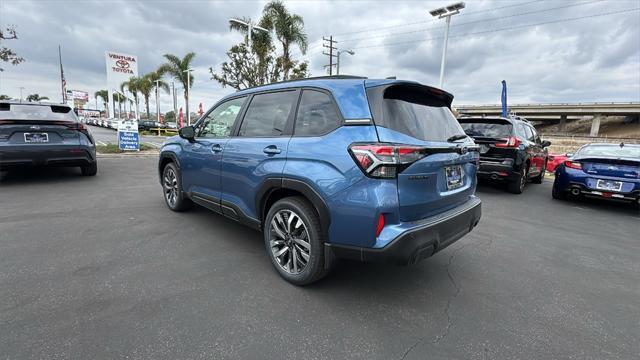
238 91 298 137
530 126 541 143
523 125 534 142
294 90 341 136
197 97 246 138
526 125 537 142
516 123 527 139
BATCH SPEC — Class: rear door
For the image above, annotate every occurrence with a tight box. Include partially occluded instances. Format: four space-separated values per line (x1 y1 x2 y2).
366 83 477 221
525 124 544 177
220 89 299 221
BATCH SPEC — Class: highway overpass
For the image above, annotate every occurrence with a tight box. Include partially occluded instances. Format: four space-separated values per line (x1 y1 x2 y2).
454 102 640 136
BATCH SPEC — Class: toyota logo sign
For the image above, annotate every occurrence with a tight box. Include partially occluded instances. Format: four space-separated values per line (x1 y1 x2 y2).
116 59 130 69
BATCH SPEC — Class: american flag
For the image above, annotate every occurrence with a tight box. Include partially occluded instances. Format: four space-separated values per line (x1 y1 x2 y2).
59 45 67 102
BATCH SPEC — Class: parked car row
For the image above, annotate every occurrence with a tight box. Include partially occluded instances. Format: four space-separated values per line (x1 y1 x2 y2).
85 117 119 129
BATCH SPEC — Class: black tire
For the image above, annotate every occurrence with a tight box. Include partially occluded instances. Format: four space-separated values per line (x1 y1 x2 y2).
507 165 528 194
264 196 333 285
551 181 566 200
162 162 192 212
532 161 547 184
80 162 97 176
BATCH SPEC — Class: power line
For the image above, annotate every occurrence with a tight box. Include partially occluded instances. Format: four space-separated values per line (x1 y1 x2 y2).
332 0 547 37
339 0 603 44
350 7 640 50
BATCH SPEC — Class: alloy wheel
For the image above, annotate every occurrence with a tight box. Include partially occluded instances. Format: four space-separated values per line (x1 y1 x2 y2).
269 209 311 275
163 167 179 207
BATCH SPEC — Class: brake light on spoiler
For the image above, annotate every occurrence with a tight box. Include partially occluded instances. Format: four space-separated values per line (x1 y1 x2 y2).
349 142 478 179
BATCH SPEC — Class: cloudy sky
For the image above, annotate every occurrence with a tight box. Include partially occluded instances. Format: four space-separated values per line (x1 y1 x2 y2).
0 0 638 113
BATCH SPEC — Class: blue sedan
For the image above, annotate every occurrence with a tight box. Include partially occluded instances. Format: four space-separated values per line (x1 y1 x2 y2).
552 143 639 207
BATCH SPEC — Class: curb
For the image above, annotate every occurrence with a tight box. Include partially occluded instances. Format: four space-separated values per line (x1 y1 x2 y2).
97 151 159 159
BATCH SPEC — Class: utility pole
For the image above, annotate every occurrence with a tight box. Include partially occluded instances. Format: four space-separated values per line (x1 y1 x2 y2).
19 87 24 102
429 2 465 88
323 36 338 75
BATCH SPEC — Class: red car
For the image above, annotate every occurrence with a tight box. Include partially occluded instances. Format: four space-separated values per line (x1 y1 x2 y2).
546 153 569 172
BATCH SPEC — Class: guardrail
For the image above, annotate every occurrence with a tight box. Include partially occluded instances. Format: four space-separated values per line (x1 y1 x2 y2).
149 128 178 136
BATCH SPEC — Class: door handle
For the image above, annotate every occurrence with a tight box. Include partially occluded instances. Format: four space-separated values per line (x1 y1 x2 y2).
211 144 223 153
263 145 281 155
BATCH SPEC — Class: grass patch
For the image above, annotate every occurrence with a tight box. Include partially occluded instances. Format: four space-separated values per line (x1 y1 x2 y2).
96 143 155 153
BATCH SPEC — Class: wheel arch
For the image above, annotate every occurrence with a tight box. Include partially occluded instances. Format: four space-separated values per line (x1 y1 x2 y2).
158 152 180 183
257 178 331 237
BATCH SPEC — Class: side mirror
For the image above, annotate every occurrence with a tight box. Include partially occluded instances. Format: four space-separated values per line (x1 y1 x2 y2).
179 126 196 142
541 140 551 148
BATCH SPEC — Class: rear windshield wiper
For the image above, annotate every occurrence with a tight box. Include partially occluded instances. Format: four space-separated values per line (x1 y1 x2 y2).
447 134 468 142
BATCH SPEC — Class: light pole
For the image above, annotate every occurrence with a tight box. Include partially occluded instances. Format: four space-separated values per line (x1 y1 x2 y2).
155 80 161 124
19 87 25 102
229 18 269 50
171 82 177 126
429 2 465 88
183 69 194 126
336 49 355 75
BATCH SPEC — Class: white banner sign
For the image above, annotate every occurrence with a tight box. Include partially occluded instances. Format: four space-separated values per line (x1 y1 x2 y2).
105 51 138 119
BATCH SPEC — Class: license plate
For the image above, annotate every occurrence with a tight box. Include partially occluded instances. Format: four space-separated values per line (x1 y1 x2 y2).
445 165 464 190
596 179 622 192
24 133 49 143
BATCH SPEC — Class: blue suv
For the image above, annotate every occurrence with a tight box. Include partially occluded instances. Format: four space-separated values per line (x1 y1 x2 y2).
159 76 481 285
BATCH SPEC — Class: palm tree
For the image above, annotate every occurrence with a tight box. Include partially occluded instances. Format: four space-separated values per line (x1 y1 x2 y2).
113 93 124 118
26 94 49 102
158 52 195 124
261 0 308 80
229 16 273 85
94 90 109 115
138 71 170 120
120 77 141 119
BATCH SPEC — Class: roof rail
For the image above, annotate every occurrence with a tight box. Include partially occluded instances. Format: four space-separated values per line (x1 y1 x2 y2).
236 75 368 92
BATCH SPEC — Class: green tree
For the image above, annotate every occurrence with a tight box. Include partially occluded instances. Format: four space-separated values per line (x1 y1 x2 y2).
0 94 13 100
120 77 141 118
261 0 308 80
26 94 49 102
94 90 109 111
164 110 175 123
0 25 24 72
158 53 195 124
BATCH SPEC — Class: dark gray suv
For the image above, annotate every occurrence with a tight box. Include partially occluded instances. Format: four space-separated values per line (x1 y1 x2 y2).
0 101 97 175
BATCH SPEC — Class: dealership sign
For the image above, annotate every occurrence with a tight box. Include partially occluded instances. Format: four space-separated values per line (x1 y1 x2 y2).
105 51 138 119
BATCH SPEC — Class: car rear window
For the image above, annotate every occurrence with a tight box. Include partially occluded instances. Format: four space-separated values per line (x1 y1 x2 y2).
367 84 465 142
0 104 77 121
576 145 640 159
459 120 513 138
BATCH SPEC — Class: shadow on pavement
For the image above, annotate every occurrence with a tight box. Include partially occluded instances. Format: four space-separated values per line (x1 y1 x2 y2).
0 166 88 186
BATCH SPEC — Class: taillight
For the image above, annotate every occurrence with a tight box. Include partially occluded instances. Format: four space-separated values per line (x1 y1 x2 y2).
349 143 426 178
494 136 522 148
376 214 385 237
564 160 582 170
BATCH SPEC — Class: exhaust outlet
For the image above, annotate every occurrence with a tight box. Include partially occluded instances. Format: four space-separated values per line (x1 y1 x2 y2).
570 188 581 196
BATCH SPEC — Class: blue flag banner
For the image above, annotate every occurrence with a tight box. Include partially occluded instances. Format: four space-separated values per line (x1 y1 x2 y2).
501 80 508 118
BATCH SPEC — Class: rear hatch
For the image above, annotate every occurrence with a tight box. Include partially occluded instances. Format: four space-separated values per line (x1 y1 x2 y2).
458 117 517 161
575 145 640 180
365 82 478 222
0 103 82 145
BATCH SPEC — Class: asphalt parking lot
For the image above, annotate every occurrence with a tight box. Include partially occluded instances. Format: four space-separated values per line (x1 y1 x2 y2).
1 157 638 360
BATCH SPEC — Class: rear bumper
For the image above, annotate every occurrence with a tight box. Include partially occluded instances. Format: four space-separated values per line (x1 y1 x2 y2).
0 144 96 169
477 160 519 181
327 196 481 265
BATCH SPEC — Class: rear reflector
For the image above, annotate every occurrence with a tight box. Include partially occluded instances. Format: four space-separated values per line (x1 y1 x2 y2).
376 214 385 237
